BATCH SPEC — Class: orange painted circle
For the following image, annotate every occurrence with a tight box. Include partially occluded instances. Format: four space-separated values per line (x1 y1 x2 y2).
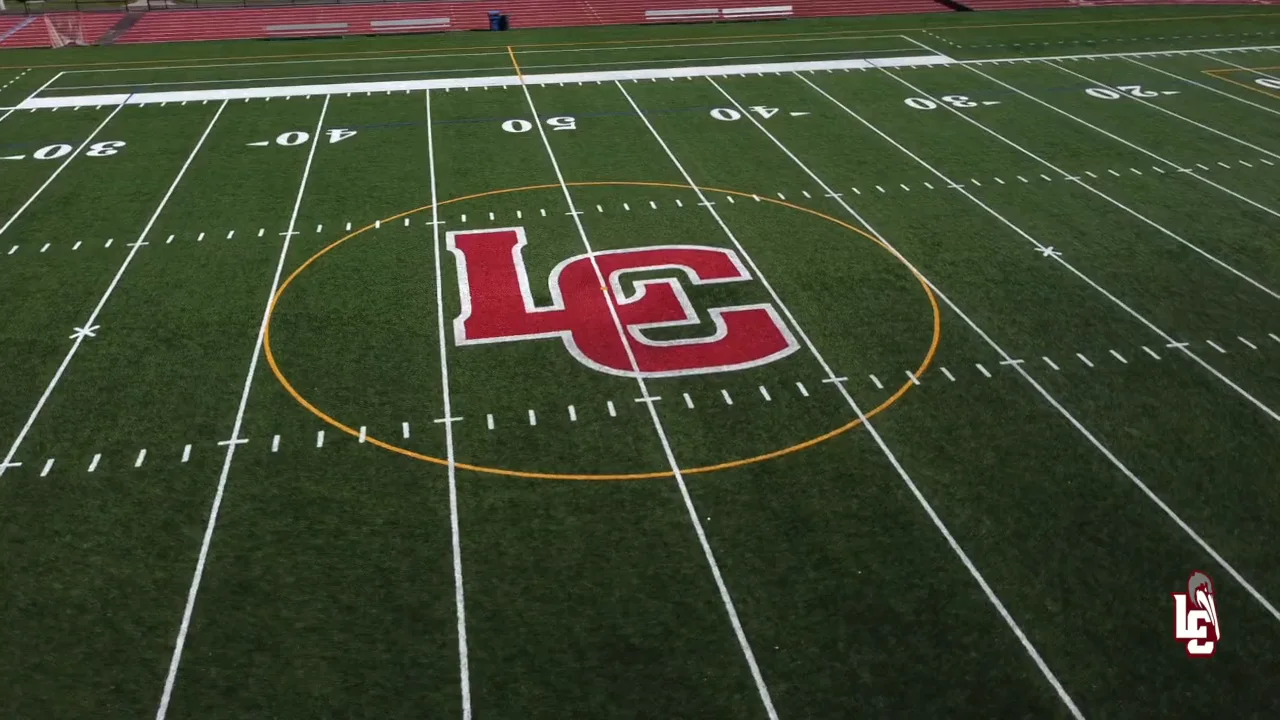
264 181 942 480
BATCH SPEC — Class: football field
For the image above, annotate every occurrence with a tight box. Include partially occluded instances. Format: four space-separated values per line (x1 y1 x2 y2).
1 6 1279 718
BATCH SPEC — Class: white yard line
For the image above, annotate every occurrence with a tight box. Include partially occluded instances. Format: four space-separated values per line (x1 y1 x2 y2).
0 101 226 480
953 60 1280 222
705 76 1082 719
800 72 1280 423
426 88 472 720
876 68 1280 299
1127 56 1280 119
517 72 779 720
1047 61 1280 162
794 72 1280 627
156 96 330 720
0 99 129 237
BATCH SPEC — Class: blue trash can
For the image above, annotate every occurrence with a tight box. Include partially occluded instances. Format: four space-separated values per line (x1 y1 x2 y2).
488 10 503 31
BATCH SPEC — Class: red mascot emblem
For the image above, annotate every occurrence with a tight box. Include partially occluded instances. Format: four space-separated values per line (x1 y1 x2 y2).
447 227 798 377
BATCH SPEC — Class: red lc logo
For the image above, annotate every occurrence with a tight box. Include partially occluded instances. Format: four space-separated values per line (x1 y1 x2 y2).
447 227 798 377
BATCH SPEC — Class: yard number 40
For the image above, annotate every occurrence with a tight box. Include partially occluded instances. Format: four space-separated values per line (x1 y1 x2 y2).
273 129 358 146
710 106 780 120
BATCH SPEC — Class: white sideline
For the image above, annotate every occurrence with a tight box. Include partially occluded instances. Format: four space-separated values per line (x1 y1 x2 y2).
15 54 952 108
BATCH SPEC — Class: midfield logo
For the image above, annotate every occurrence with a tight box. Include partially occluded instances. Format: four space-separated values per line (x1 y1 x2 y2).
447 227 798 377
1173 571 1220 657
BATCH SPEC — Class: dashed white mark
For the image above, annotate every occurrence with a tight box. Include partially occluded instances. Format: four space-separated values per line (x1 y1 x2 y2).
1206 340 1227 354
358 425 367 443
1239 336 1258 350
1142 346 1161 360
182 444 191 463
607 400 617 417
40 458 54 477
1042 356 1060 370
721 389 734 405
226 230 235 239
975 363 992 378
759 385 772 401
134 449 147 468
74 241 83 250
869 374 884 390
528 409 537 426
905 370 920 386
486 414 495 430
40 243 49 253
88 453 101 472
795 381 810 397
1077 353 1094 368
1109 349 1128 364
316 430 325 448
683 392 695 409
568 405 577 422
105 238 114 248
940 367 955 382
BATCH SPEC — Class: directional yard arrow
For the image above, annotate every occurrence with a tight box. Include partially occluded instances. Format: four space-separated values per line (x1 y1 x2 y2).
0 155 24 160
1160 91 1181 96
247 140 270 147
789 111 810 117
981 101 1001 106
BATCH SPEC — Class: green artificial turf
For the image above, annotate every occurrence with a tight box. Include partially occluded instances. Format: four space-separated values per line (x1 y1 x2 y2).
1 5 1279 718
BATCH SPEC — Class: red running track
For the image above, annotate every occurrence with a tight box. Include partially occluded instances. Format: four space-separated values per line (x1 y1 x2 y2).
0 0 1273 49
962 0 1272 8
0 12 122 48
117 0 945 45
